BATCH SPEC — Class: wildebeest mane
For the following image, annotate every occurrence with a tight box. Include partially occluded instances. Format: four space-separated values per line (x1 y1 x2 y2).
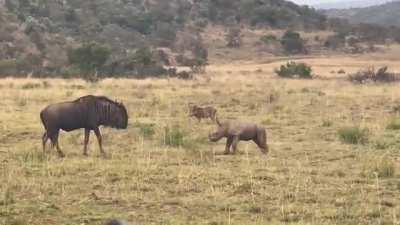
75 95 128 128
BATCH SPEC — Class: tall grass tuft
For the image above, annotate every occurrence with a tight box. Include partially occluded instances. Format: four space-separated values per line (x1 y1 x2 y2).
164 125 185 147
376 158 395 178
386 118 400 130
136 122 156 139
338 127 369 145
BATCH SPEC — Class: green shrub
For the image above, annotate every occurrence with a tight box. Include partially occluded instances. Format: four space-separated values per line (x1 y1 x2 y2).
126 13 154 35
67 42 111 81
260 34 277 44
386 118 400 130
131 47 156 67
275 61 312 79
338 127 369 145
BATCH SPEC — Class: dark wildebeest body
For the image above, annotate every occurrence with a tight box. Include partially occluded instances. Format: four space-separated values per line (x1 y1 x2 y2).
189 105 217 122
40 95 128 157
209 119 268 155
105 219 130 225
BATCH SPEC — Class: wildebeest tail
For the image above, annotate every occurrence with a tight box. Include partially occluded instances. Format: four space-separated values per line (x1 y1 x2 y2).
40 109 48 130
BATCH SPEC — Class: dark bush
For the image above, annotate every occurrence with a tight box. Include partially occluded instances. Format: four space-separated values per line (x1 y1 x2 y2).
275 61 312 79
225 27 242 48
68 42 111 81
280 30 306 54
348 66 400 83
324 34 345 50
169 70 193 80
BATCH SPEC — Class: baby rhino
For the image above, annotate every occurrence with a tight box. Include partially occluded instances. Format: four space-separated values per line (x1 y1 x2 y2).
209 119 268 155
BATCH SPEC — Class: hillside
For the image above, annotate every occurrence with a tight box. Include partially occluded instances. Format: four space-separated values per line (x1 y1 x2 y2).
324 1 400 26
311 0 391 9
0 0 326 77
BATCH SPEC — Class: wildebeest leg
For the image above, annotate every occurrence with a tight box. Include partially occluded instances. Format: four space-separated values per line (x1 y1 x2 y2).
83 128 90 156
94 127 105 157
224 137 233 155
231 136 240 154
42 132 48 153
50 130 65 158
254 129 268 155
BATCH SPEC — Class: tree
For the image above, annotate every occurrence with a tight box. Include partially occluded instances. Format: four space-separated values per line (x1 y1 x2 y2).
280 30 306 54
225 27 242 48
68 42 111 81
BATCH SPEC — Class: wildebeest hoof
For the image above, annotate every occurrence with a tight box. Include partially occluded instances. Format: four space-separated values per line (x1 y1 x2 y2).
58 153 65 158
223 151 230 155
105 219 130 225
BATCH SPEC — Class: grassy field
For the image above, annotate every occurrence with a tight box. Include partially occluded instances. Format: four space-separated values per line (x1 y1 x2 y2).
1 50 400 225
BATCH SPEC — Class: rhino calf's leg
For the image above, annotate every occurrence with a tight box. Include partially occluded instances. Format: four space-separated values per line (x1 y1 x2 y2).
254 129 268 155
94 127 106 157
224 137 233 155
83 128 91 156
231 136 240 154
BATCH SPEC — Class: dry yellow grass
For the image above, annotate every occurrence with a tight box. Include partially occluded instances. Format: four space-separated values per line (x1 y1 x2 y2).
1 51 400 225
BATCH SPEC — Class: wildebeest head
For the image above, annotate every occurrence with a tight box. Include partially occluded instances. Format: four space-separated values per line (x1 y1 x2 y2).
97 97 129 129
208 117 225 142
112 101 128 129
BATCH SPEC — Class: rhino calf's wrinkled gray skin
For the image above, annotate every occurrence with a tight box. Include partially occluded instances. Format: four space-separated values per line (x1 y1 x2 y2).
209 118 268 155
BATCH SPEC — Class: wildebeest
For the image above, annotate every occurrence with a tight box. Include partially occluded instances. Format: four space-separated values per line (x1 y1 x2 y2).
189 104 217 122
40 95 128 157
105 219 130 225
209 118 268 155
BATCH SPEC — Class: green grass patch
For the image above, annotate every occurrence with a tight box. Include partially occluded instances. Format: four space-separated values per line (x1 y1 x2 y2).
338 127 369 145
135 122 156 139
386 118 400 130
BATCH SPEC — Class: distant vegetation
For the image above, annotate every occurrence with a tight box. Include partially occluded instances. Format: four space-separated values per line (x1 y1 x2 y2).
1 0 400 79
323 1 400 27
275 61 312 79
0 0 326 78
348 66 400 83
67 42 110 81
